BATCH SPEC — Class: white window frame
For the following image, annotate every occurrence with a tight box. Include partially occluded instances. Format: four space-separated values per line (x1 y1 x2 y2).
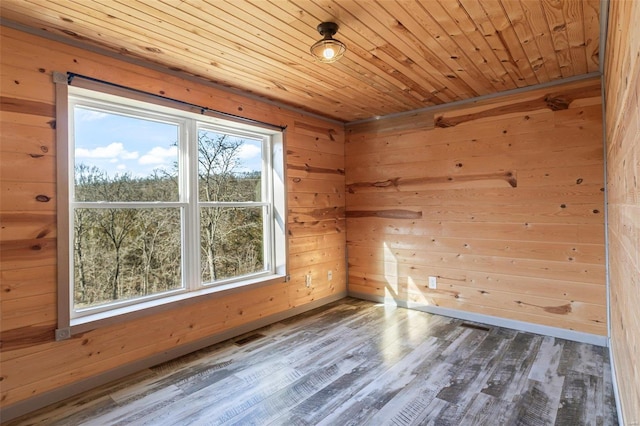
195 123 274 287
54 74 287 339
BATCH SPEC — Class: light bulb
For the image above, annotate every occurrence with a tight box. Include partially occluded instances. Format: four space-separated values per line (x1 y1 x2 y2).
310 23 346 63
323 47 335 60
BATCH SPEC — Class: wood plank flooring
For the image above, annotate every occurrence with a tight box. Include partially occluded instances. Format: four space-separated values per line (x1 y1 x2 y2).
5 298 618 425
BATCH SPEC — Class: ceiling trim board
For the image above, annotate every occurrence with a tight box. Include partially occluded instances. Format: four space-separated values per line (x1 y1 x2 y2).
346 71 602 127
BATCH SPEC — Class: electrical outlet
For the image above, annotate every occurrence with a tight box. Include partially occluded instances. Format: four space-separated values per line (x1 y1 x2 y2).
428 276 437 289
305 274 312 288
327 270 333 281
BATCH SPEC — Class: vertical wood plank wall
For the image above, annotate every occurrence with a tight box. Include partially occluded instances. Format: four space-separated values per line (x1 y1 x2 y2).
605 0 640 422
345 78 607 336
0 27 346 413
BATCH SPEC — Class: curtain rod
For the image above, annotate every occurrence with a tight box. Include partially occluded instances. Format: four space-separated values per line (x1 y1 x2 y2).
66 72 287 132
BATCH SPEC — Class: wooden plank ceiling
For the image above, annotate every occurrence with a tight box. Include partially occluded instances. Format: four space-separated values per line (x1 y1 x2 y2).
0 0 600 122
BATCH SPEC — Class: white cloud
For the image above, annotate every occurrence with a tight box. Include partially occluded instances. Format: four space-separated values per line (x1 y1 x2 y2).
75 142 139 160
237 144 261 160
76 109 108 122
116 164 127 170
120 151 140 160
139 146 178 165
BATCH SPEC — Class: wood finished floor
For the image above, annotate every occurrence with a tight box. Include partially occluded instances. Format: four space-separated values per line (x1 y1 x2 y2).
6 298 618 425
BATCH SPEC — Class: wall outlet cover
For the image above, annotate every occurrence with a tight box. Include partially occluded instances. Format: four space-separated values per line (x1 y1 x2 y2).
428 276 437 289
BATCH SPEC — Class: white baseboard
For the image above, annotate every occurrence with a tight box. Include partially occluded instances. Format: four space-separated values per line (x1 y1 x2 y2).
1 292 347 423
349 291 609 347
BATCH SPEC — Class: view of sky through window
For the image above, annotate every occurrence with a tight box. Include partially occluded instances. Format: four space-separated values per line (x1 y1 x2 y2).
73 106 263 179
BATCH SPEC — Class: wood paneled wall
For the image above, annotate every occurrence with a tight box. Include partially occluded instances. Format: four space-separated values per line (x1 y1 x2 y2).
0 27 345 414
345 78 606 336
605 0 640 422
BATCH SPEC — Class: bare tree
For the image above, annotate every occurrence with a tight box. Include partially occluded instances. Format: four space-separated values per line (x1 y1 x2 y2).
199 133 243 282
72 133 262 308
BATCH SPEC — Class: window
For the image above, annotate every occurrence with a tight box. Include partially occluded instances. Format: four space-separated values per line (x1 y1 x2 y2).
58 82 286 333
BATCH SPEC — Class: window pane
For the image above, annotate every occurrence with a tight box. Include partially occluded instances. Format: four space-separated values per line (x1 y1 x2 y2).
200 206 265 283
198 129 262 202
73 208 182 310
74 106 179 202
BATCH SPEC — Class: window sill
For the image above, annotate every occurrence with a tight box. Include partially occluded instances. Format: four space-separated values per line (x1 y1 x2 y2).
62 274 288 338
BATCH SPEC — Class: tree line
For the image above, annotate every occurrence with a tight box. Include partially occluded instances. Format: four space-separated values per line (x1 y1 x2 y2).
73 134 264 309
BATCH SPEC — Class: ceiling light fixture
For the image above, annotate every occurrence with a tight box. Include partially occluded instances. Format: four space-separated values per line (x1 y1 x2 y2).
310 22 346 63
